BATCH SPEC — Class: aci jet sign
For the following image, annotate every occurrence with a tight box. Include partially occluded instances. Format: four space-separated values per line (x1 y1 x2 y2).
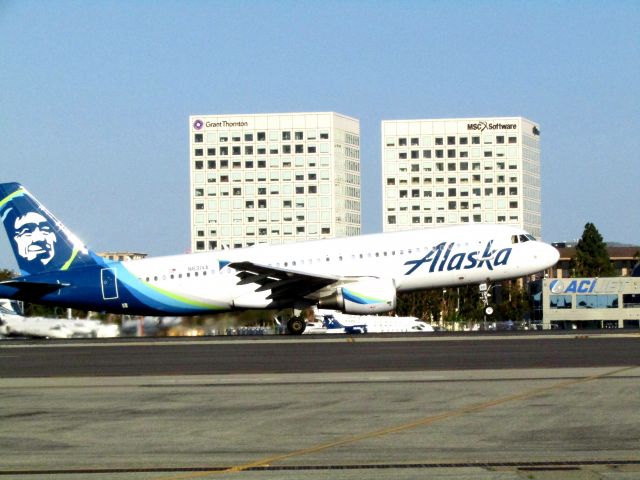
550 279 597 294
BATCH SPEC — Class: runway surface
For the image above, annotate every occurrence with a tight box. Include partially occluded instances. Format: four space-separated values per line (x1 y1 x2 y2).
1 333 639 479
2 333 640 377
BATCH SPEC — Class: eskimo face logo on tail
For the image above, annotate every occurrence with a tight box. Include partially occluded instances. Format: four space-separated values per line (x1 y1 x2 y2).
0 190 60 271
0 184 95 275
403 240 512 275
13 211 57 265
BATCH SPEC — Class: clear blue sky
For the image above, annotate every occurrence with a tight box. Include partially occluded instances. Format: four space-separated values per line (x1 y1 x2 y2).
1 0 638 270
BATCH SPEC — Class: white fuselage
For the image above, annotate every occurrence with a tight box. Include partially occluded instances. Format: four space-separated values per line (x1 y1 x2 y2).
118 224 558 312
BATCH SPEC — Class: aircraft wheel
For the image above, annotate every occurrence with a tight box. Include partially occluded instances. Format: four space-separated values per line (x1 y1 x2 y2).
287 317 306 335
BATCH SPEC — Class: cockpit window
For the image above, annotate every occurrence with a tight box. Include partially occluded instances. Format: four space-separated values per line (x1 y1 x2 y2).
512 234 537 244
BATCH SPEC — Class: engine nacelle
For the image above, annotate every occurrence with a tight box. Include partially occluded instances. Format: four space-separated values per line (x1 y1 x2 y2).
318 278 396 314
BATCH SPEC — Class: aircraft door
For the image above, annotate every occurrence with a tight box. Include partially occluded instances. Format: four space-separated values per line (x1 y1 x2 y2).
101 268 119 300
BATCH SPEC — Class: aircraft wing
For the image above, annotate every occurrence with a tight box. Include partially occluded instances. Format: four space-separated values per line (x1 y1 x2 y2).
229 261 340 303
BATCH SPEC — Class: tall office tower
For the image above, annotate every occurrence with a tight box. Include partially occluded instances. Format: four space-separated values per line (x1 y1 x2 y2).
381 117 541 238
190 112 361 252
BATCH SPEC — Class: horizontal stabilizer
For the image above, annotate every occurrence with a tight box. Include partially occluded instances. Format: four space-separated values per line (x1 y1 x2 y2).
0 278 68 296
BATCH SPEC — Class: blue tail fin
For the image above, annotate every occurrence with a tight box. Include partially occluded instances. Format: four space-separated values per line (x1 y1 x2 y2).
322 314 344 329
0 182 101 276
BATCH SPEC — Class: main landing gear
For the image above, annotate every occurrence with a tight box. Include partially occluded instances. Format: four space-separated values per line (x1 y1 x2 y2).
275 309 307 335
286 317 306 335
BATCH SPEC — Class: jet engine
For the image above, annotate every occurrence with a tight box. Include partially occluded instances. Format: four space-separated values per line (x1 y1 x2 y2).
318 278 396 314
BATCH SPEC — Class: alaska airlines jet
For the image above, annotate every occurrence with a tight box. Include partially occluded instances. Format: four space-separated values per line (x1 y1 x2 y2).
0 182 559 334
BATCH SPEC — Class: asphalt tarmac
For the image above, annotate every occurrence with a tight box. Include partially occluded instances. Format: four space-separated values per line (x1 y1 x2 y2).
1 333 639 479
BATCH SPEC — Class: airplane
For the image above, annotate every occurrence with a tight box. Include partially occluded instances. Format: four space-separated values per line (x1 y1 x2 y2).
0 299 73 338
0 182 559 335
0 299 119 338
307 310 435 334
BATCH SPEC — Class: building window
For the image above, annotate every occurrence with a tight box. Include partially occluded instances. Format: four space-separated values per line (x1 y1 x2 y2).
550 295 572 309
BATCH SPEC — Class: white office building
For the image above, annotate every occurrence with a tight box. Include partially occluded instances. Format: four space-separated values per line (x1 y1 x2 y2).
381 117 541 238
190 112 361 252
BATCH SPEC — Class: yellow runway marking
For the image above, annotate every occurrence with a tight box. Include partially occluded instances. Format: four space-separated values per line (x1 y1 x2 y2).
156 366 637 479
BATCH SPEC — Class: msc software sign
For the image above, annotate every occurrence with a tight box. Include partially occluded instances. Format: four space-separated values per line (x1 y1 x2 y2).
467 121 517 132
